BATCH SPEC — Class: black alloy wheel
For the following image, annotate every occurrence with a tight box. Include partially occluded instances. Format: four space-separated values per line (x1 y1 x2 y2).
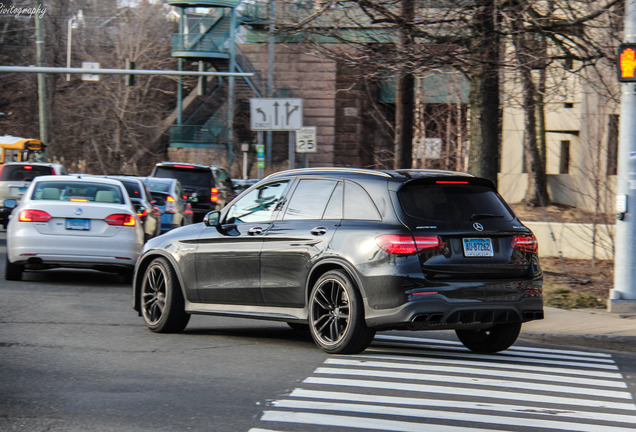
141 257 190 333
308 269 375 354
455 322 522 353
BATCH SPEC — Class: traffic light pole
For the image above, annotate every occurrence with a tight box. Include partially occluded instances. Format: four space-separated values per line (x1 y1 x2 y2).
611 0 636 313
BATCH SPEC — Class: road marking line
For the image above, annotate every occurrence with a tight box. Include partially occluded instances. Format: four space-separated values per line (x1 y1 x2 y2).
272 400 636 432
352 353 624 379
261 410 515 432
289 389 636 424
303 377 636 411
324 358 627 388
314 367 633 399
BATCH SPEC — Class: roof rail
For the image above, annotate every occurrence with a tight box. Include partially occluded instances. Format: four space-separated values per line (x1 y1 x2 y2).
265 167 392 179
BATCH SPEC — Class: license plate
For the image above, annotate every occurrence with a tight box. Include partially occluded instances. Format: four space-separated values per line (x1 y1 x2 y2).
10 186 27 196
463 238 493 257
66 218 90 230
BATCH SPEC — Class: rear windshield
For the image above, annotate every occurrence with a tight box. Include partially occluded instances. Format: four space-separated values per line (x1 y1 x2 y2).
398 183 515 223
31 181 124 204
154 167 212 188
0 165 55 181
119 181 143 199
142 179 172 193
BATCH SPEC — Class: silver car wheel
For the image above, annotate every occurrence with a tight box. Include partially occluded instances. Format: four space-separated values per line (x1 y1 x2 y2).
141 262 168 326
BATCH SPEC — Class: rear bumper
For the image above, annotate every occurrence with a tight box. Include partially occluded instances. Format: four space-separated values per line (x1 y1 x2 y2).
364 279 544 331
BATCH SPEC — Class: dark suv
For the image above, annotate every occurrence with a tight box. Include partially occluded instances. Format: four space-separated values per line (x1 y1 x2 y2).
133 168 543 354
149 162 235 222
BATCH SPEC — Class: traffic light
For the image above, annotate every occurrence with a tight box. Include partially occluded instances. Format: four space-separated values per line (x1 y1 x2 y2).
618 44 636 82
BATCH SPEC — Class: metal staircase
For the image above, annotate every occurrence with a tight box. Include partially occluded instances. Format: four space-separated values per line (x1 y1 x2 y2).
167 0 264 150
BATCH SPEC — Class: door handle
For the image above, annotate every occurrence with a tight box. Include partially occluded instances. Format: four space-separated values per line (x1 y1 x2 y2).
248 227 263 235
311 226 327 236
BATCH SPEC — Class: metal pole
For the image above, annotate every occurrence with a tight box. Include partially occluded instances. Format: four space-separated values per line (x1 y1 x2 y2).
66 17 73 81
266 0 275 166
34 0 47 157
610 0 636 313
227 8 237 168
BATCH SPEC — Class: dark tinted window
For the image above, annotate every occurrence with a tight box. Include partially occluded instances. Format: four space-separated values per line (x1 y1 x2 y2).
398 183 515 222
283 179 337 220
0 165 55 181
225 181 289 223
120 181 142 199
154 167 212 187
344 181 381 220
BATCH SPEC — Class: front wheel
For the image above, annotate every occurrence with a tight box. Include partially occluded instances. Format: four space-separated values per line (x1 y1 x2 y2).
308 270 375 354
455 322 522 353
140 257 190 333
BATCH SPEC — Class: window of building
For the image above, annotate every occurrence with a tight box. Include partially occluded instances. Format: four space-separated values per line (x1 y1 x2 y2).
559 141 570 174
607 114 619 176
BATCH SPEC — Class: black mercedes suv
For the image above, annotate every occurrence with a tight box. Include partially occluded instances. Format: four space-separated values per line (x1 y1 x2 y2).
133 168 543 354
149 162 235 223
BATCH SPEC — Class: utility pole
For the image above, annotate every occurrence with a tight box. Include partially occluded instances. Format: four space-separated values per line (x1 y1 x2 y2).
610 0 636 314
34 0 48 159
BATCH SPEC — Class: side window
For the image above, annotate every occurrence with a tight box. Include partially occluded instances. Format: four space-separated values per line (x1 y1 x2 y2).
344 181 381 221
225 181 289 224
323 182 343 219
283 179 337 220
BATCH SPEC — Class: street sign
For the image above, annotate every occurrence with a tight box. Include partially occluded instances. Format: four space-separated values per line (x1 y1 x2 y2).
296 126 317 153
250 98 303 131
81 62 100 81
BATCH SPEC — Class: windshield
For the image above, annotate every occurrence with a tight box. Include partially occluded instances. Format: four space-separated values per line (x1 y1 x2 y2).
154 167 211 188
0 165 55 181
398 183 515 223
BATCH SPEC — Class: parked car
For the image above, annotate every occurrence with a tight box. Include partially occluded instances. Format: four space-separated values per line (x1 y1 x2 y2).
0 162 68 228
149 162 235 223
91 175 161 242
132 168 543 354
139 177 193 233
5 175 144 282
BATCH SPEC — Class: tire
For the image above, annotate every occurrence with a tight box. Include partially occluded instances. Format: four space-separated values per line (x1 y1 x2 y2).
308 269 375 354
5 255 23 281
140 257 190 333
455 322 522 353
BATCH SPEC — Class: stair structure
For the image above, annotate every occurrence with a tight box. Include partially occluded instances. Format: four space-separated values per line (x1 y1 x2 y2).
167 0 264 165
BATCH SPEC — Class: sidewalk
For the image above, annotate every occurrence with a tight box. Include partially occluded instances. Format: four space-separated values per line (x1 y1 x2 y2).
520 307 636 352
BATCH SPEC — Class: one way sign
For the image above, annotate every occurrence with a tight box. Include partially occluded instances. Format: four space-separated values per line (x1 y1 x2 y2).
250 98 303 131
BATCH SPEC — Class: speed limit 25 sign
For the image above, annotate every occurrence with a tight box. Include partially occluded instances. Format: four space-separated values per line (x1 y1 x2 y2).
296 126 317 153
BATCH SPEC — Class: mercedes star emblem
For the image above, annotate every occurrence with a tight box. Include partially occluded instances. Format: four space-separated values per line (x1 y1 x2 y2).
473 222 484 231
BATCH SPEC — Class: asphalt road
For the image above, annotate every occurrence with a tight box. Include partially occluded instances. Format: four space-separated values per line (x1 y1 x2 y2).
1 231 635 432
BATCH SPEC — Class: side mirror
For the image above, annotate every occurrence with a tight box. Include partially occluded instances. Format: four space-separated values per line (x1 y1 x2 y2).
3 199 17 209
203 210 221 227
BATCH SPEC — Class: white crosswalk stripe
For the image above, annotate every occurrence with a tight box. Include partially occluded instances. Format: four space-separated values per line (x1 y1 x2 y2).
250 336 636 432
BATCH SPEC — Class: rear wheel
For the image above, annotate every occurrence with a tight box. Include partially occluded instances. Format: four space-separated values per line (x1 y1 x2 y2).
308 269 375 354
5 255 23 281
140 257 190 333
455 322 522 353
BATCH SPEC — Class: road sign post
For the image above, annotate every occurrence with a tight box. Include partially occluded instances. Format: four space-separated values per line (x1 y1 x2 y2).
611 2 636 313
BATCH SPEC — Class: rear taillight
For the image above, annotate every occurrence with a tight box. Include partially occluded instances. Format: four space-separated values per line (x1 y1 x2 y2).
166 195 177 213
211 187 219 203
137 208 148 218
376 235 443 255
512 234 538 253
105 214 136 226
18 209 52 222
